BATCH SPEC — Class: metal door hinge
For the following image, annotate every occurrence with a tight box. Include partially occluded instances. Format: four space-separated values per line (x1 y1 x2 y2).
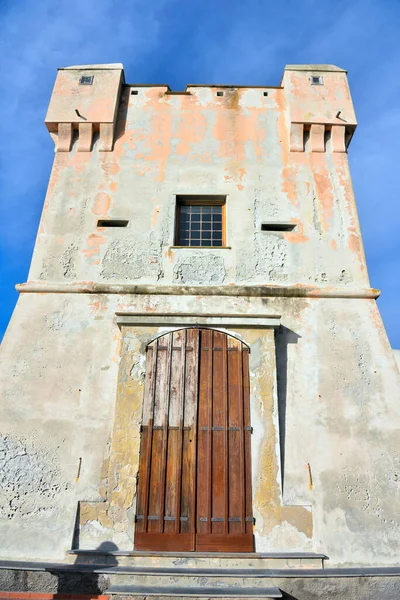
245 516 255 524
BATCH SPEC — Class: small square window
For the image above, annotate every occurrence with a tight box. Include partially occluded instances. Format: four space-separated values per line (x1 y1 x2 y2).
310 76 323 85
263 91 268 96
217 91 224 97
175 196 226 247
79 75 94 85
131 90 138 95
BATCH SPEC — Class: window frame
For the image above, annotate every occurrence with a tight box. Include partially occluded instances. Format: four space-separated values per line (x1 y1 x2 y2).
79 75 94 85
175 195 227 248
310 75 323 86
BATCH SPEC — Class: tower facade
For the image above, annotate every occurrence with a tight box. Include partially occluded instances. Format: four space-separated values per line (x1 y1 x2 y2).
1 63 399 596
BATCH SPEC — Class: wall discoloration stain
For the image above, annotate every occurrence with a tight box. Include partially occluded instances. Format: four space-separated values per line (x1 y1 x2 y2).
1 64 399 571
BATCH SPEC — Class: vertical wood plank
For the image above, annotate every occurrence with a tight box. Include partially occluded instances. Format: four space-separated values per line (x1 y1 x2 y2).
197 329 212 535
227 336 243 535
164 330 184 533
181 328 199 535
211 331 227 535
242 346 253 535
159 333 173 533
148 335 170 533
136 341 158 533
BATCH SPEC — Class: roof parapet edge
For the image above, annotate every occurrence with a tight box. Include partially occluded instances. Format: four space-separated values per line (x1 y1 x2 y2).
284 64 347 73
60 63 124 70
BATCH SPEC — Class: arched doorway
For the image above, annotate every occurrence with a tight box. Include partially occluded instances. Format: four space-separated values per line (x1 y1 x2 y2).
134 328 254 552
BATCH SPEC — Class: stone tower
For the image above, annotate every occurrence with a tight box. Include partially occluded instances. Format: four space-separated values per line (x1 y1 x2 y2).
1 63 399 598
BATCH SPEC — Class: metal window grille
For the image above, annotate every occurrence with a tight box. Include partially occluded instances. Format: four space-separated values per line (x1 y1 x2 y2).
310 76 323 85
178 204 223 247
79 75 94 85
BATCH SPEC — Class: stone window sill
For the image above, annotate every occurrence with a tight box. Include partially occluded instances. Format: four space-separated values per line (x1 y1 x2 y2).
169 246 232 250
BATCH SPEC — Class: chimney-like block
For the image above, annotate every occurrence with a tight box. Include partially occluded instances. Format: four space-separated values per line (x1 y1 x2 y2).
282 64 357 151
45 64 124 152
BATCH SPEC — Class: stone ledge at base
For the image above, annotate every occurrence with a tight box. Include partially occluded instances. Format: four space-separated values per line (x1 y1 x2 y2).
1 562 400 600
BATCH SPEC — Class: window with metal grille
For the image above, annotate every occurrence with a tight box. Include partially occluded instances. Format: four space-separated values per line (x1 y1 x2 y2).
310 75 323 85
176 197 225 247
79 75 94 85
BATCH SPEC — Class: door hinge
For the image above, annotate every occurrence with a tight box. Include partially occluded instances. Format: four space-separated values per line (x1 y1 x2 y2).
245 516 256 524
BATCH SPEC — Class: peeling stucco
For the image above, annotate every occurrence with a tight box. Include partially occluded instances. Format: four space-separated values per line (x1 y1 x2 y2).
0 435 69 521
173 253 226 284
0 63 399 571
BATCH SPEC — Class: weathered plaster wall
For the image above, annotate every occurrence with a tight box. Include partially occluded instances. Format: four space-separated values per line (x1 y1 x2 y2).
1 292 399 565
29 64 368 289
1 64 399 570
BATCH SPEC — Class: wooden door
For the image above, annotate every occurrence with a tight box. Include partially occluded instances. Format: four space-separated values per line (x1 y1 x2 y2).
135 328 199 551
195 329 253 552
134 328 253 552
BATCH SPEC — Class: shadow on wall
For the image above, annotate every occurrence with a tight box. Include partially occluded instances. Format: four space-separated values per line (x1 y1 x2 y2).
56 541 119 595
114 87 129 144
275 326 301 494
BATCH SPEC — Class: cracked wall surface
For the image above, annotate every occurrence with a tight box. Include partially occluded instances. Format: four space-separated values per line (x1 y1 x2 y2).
0 435 69 521
27 65 368 289
1 292 399 564
1 64 399 568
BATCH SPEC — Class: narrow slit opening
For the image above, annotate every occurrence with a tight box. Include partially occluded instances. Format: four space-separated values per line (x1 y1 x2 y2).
97 219 129 228
261 223 296 232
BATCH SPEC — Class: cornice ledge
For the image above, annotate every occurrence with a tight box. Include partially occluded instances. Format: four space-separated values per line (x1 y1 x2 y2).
115 313 281 329
16 282 381 299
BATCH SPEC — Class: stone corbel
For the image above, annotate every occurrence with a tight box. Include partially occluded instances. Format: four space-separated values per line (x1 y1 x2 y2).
290 123 304 152
99 123 115 152
331 124 346 152
77 122 93 152
310 124 325 152
56 123 73 152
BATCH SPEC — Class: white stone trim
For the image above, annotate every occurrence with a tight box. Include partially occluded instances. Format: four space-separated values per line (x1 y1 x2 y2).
115 313 281 329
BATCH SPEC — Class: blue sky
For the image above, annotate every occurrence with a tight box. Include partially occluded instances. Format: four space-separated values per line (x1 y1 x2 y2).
0 0 399 346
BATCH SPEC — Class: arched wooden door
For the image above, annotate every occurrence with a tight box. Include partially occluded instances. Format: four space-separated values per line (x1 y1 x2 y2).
134 328 253 552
